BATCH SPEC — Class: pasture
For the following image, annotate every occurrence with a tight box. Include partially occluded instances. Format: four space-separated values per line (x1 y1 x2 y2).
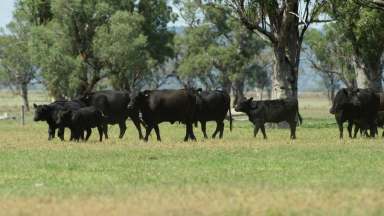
1 91 384 215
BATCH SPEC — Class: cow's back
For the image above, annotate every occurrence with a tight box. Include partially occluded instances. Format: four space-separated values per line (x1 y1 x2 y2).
262 98 298 122
88 90 130 124
196 91 230 121
145 90 196 123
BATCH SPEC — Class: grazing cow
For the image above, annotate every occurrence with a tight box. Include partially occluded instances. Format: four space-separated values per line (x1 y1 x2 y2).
330 88 379 138
56 106 106 142
33 100 85 140
235 97 302 139
79 90 143 139
127 89 197 141
195 90 232 138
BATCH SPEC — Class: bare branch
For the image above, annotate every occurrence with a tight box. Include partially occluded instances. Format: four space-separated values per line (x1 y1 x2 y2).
353 0 384 10
228 0 277 43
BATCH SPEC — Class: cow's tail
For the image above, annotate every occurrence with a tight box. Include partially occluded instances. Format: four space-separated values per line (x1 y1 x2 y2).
297 111 303 126
229 105 233 131
225 93 233 131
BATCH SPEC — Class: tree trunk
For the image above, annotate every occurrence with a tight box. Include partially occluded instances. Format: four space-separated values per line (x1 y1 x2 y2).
271 47 298 99
222 77 232 95
271 1 300 100
355 59 383 91
232 76 245 106
20 83 29 112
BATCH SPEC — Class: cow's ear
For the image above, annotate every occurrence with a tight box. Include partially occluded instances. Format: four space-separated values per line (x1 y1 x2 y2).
343 88 348 95
143 90 150 97
33 103 37 108
248 97 253 103
197 88 202 92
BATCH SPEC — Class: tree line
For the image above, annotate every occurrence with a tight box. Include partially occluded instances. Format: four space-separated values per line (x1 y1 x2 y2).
1 0 384 111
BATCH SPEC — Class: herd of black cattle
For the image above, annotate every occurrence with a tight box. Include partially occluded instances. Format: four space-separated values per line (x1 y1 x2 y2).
31 87 384 142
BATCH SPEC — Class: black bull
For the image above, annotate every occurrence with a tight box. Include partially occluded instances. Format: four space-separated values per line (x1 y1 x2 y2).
330 88 380 138
33 100 85 140
127 89 197 142
79 90 144 139
235 97 302 139
195 90 232 139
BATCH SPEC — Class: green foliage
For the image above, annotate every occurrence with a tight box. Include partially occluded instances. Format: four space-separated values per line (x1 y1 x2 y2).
14 0 175 97
305 24 356 86
0 18 36 96
176 1 266 90
29 23 81 98
93 11 154 90
329 0 384 70
138 0 175 63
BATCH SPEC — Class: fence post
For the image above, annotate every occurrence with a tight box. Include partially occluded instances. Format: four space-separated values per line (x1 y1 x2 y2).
21 105 25 126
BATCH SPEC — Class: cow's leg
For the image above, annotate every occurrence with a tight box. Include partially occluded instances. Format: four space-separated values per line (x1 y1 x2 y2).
186 123 196 141
201 121 208 139
261 123 268 139
97 126 103 142
253 124 260 138
288 121 296 139
103 124 109 139
118 122 127 139
370 123 377 138
73 129 80 142
48 126 55 140
336 119 343 139
132 118 143 139
144 124 154 142
212 121 220 138
85 128 92 141
154 124 161 141
218 121 224 139
69 128 76 141
347 120 353 138
353 124 359 138
57 127 65 141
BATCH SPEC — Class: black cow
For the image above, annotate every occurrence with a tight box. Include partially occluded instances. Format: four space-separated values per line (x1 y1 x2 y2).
33 100 85 140
330 88 379 138
127 89 197 141
195 90 232 139
79 90 143 139
56 106 106 142
235 97 302 139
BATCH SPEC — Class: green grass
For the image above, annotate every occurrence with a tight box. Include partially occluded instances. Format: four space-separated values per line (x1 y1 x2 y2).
1 91 384 215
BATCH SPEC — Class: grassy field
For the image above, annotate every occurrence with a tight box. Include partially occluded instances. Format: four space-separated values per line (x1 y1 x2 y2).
1 91 384 215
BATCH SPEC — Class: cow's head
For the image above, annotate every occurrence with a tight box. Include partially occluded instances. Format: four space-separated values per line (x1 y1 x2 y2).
127 90 150 112
55 110 72 125
330 88 360 114
235 97 254 113
33 104 52 121
77 92 94 105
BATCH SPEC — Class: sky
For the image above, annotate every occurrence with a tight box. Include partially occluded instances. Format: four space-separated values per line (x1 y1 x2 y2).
0 0 15 29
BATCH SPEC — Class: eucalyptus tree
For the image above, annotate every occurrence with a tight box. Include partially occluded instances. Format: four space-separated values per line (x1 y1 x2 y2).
0 21 36 111
18 0 175 97
353 0 384 10
176 0 266 100
228 0 329 99
305 25 356 101
93 11 154 91
329 0 384 91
